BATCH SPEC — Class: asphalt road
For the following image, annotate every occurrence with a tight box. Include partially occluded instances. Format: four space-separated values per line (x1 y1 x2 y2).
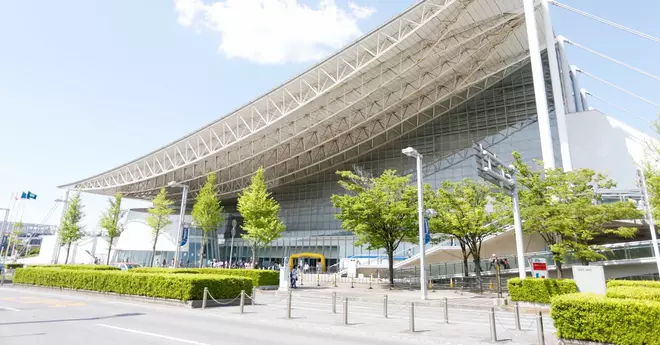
0 286 555 345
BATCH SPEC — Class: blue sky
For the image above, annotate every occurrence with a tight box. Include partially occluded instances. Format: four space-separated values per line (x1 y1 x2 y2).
1 0 658 231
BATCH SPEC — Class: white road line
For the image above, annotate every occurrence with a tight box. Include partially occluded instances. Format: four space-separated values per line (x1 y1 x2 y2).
96 324 210 345
0 305 20 311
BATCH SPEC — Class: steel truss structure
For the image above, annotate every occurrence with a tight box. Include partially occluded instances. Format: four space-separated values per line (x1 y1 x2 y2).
61 0 548 201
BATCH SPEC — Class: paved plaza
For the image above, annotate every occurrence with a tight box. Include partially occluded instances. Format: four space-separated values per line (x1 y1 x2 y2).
0 285 556 345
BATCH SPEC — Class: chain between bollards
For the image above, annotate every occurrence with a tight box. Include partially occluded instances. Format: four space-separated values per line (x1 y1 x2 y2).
383 294 388 318
409 302 415 333
489 307 497 343
286 290 292 319
343 297 349 325
332 291 337 314
514 302 521 331
537 311 545 345
443 297 449 323
202 287 208 309
239 290 245 314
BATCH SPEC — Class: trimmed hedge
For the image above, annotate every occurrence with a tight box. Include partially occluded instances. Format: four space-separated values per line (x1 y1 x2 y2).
607 286 660 301
31 264 119 271
13 267 252 302
507 278 577 303
608 279 660 289
551 293 660 345
129 268 279 286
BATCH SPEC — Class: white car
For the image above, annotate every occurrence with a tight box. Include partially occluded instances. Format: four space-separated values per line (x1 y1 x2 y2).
111 262 142 271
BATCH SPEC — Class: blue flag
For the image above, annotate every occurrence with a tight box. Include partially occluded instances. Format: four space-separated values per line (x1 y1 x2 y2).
424 218 430 244
20 191 37 200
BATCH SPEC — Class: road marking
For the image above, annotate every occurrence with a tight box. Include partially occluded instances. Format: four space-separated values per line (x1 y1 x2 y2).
96 324 210 345
0 305 20 311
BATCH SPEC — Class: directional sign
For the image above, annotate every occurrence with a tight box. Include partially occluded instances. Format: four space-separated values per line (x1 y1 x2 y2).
531 258 548 279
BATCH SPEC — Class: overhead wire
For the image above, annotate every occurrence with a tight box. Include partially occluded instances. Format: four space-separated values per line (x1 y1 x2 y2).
577 69 660 108
549 1 660 44
564 39 660 83
587 92 654 125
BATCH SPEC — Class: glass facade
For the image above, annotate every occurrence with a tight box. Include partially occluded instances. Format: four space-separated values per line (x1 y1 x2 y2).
214 58 563 270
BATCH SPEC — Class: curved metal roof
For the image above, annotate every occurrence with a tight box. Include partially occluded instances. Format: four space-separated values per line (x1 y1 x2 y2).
60 0 546 201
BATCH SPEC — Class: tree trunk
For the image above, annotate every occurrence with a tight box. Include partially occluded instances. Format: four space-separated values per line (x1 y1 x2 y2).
251 244 257 268
199 234 207 268
387 248 395 287
150 236 158 267
65 243 71 264
462 255 469 278
473 256 482 291
556 260 564 278
106 237 113 265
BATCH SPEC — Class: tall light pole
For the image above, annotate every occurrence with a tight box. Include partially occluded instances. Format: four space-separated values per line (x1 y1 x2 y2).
0 208 9 261
637 169 660 275
168 181 189 269
402 146 427 300
229 219 237 268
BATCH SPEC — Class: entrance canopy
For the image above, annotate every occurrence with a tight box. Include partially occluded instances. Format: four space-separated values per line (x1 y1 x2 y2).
289 252 326 272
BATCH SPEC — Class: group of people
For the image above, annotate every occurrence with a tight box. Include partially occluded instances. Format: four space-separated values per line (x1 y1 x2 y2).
489 254 511 270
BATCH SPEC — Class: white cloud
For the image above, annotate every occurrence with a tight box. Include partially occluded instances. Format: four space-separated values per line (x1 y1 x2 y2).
173 0 376 64
348 1 375 19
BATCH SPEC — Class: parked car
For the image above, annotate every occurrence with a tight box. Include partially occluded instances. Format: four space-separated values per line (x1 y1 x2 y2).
111 262 142 271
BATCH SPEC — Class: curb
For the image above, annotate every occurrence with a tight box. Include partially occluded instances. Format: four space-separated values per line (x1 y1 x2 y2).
6 283 239 309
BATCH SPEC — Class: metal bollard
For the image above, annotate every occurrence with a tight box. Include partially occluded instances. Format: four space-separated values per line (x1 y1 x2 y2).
489 307 497 342
343 298 349 325
332 292 337 314
351 277 354 288
239 290 245 314
333 273 338 287
252 286 257 305
443 297 449 323
514 302 521 331
300 273 304 286
409 302 415 332
317 273 320 287
0 269 4 286
537 311 545 345
202 287 208 309
383 294 388 318
286 291 292 319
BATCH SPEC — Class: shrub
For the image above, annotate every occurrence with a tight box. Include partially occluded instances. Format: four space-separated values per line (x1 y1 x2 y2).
129 268 279 286
13 267 252 302
507 278 577 303
31 264 119 271
607 279 660 289
551 293 660 345
607 286 660 301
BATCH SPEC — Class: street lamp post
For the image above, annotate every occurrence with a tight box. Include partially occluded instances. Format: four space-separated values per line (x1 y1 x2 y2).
168 181 189 269
0 208 9 261
229 219 237 268
402 147 428 300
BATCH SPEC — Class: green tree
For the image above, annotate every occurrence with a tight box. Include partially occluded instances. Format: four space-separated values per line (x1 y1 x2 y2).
192 174 224 268
512 152 641 269
237 168 285 266
427 179 507 288
331 169 418 285
59 193 84 264
147 188 174 267
99 193 125 265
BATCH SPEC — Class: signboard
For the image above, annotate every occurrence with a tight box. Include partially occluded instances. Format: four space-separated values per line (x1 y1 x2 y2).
347 260 358 278
572 265 606 295
531 257 548 278
180 226 190 253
